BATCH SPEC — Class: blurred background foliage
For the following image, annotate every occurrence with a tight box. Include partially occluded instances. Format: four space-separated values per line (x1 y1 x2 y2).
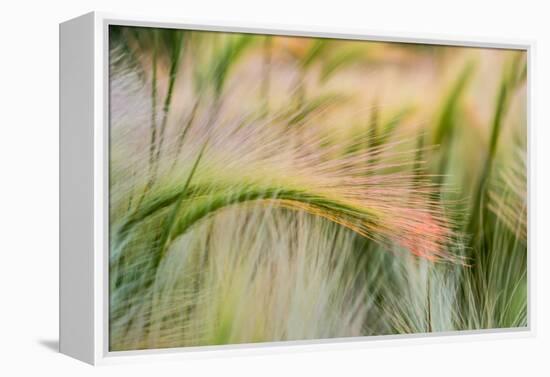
108 26 527 351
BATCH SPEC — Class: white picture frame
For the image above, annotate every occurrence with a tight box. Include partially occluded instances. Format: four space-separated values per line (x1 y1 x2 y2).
60 11 535 365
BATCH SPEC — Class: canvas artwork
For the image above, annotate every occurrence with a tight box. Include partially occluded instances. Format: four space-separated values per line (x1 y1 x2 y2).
108 25 527 351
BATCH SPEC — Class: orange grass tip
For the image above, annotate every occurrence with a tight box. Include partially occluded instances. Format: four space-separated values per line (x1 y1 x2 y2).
395 211 454 262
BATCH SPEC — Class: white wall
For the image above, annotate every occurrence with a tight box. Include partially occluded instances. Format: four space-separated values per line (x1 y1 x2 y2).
1 0 548 375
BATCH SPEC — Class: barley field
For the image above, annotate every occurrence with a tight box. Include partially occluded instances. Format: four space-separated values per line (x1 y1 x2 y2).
108 26 527 351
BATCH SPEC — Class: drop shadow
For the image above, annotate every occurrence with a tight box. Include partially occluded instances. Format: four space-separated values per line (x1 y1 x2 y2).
38 339 59 353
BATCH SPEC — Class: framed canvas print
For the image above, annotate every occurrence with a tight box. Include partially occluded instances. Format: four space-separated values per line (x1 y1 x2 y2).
60 12 533 365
